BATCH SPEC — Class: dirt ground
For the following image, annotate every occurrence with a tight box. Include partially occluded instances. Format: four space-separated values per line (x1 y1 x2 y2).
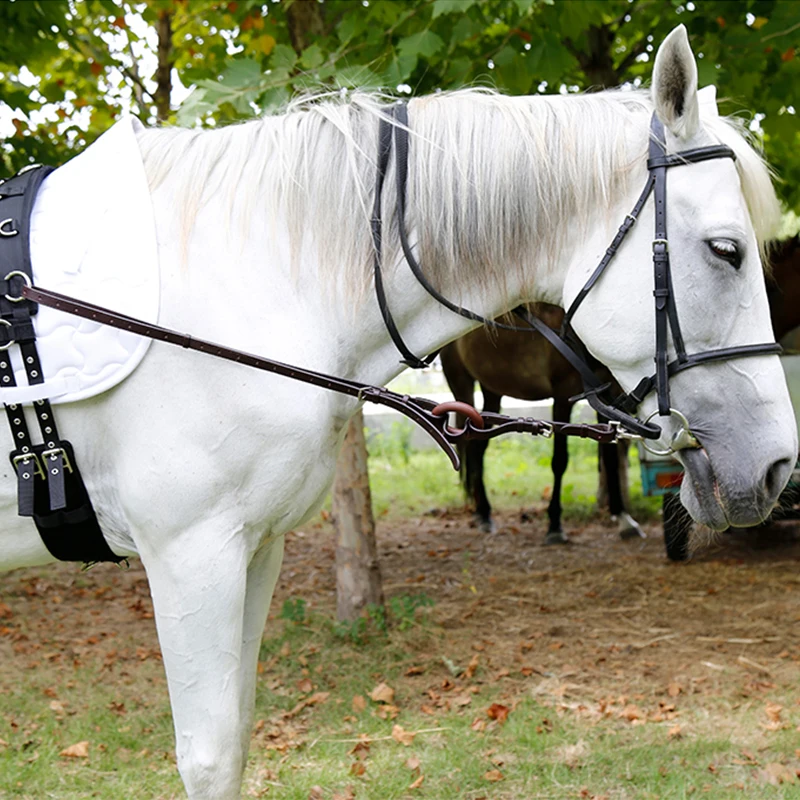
2 504 799 710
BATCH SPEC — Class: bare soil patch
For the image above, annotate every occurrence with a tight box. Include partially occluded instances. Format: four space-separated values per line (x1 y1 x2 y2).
3 506 798 709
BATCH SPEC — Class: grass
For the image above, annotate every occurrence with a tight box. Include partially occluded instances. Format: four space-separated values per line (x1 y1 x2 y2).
4 599 798 800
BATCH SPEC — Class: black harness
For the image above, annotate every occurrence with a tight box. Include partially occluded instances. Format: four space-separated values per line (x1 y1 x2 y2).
372 105 782 440
0 167 124 565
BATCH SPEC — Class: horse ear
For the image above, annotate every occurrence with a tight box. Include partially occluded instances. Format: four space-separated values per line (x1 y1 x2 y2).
652 25 700 140
697 85 719 119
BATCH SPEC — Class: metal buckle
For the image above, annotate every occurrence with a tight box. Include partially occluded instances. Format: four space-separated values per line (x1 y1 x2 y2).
538 421 554 439
652 238 669 252
42 447 73 474
4 270 31 303
609 420 644 442
641 408 700 456
0 318 13 351
12 451 45 480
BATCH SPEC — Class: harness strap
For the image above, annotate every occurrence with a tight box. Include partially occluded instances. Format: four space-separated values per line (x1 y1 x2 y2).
371 108 433 370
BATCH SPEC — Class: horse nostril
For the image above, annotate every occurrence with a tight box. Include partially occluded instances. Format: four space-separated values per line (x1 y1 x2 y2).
764 456 793 502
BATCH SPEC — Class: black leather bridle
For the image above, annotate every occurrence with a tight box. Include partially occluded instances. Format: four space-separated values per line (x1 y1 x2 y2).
372 103 782 446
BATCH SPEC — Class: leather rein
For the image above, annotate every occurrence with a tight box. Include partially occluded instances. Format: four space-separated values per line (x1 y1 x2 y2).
18 104 781 469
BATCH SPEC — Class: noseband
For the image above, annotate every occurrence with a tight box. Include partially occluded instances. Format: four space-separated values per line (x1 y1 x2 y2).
373 104 782 451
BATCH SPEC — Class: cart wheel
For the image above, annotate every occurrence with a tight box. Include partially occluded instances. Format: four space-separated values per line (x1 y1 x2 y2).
663 492 691 561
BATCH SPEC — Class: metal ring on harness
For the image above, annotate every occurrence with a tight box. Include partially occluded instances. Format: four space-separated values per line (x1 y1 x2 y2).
0 318 15 351
4 270 31 303
640 408 700 456
431 401 485 434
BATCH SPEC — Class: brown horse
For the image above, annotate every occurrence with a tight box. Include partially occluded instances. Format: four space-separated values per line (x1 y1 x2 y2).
440 304 642 543
768 235 800 341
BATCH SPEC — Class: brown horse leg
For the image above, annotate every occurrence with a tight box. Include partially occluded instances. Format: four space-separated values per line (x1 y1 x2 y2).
464 385 503 533
546 397 572 545
597 415 645 539
440 345 477 510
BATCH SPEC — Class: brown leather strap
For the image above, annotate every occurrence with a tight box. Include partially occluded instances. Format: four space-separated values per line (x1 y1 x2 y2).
22 284 627 468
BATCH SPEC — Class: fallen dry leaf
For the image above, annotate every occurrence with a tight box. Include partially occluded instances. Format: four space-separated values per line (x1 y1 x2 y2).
352 695 367 713
406 755 421 771
486 703 509 723
308 787 324 800
758 762 797 785
668 725 682 739
348 739 370 759
296 678 313 694
376 704 400 720
391 724 416 746
332 787 356 800
60 741 89 758
465 653 480 678
350 760 366 776
484 769 504 782
369 682 395 704
409 774 425 790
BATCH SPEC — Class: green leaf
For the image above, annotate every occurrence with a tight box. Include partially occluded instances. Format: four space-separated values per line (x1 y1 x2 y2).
300 43 324 70
220 58 262 88
432 0 477 18
271 44 297 71
384 52 418 87
176 87 216 126
398 30 445 60
335 65 383 89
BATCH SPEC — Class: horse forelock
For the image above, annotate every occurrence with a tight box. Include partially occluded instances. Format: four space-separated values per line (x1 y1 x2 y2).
136 88 779 303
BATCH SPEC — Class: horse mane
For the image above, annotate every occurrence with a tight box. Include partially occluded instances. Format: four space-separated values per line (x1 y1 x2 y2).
137 88 780 303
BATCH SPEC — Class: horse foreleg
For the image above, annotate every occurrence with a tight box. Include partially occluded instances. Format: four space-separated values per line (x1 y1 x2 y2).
546 398 571 544
236 535 285 766
140 524 253 800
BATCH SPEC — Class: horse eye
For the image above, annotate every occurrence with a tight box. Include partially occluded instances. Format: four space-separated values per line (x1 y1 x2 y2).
707 238 741 269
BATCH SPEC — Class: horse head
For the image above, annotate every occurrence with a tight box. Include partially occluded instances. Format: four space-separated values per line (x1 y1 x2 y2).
561 26 797 530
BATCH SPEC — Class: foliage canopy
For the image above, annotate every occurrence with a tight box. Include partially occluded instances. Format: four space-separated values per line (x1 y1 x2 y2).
2 0 800 209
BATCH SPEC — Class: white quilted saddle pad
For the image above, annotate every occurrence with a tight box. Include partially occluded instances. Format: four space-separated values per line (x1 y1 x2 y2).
1 117 159 405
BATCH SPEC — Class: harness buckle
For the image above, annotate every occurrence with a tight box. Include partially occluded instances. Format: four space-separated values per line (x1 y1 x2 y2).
42 447 74 474
538 421 554 439
652 238 669 252
12 451 45 480
608 421 644 442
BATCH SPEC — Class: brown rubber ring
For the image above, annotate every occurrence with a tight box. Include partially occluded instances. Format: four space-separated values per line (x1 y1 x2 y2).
431 401 485 430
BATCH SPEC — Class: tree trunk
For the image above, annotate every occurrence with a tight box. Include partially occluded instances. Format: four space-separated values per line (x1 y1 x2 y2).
286 0 324 55
332 410 383 621
154 11 173 123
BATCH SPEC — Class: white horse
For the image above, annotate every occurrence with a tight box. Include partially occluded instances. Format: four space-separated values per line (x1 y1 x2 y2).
2 26 796 798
